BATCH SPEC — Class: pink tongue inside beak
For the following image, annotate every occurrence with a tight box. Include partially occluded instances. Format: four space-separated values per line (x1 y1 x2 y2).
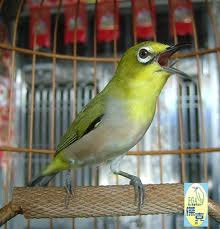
158 50 175 66
158 43 191 66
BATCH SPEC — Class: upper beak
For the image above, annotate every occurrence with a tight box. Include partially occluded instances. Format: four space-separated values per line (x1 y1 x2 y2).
157 43 192 80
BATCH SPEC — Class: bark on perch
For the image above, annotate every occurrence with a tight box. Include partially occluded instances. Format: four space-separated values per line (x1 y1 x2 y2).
0 183 220 226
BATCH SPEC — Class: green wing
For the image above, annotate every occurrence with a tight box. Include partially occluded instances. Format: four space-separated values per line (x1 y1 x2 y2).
55 92 105 155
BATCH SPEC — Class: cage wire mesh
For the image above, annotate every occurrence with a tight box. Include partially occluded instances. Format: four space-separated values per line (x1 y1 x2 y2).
0 0 220 228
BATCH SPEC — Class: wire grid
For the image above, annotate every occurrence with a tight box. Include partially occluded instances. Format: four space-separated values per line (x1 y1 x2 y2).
0 0 219 228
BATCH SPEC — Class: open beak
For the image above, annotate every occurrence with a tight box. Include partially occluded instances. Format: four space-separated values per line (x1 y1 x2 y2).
157 43 191 80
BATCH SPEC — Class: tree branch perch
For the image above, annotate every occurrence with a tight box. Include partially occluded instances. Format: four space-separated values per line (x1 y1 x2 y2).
0 183 220 226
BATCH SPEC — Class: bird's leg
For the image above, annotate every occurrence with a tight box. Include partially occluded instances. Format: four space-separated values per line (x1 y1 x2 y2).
114 170 144 209
110 158 145 209
65 169 73 208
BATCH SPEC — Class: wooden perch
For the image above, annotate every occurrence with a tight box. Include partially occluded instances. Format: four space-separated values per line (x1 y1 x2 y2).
0 183 220 226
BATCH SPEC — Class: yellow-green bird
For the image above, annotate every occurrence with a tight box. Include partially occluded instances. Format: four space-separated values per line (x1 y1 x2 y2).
30 41 190 208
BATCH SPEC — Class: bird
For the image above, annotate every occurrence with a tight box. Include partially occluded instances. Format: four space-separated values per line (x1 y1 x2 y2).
193 186 205 205
29 41 191 208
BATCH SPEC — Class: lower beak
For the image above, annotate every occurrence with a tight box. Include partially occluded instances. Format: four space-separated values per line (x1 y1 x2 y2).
157 43 191 80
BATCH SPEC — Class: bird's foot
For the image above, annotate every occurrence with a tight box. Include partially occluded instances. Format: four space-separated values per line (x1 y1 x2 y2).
129 176 145 210
65 169 73 208
111 167 145 210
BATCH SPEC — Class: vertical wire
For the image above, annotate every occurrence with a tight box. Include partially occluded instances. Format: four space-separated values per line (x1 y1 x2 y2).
72 1 80 117
191 5 208 182
205 0 220 77
93 1 98 228
93 0 97 97
190 6 209 227
72 1 80 228
27 0 45 192
148 0 162 180
131 1 142 228
131 1 138 172
169 0 186 183
27 17 38 229
27 2 46 228
0 0 4 10
27 9 36 229
112 1 120 229
205 0 220 46
50 1 62 229
131 0 137 45
5 1 24 229
148 0 165 227
7 0 24 144
113 0 118 70
73 0 80 117
204 0 220 183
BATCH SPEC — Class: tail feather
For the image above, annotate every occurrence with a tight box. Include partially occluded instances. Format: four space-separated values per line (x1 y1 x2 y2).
29 173 57 187
29 154 69 187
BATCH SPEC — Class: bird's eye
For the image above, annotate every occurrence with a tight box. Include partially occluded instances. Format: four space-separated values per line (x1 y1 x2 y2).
137 47 153 64
139 49 149 58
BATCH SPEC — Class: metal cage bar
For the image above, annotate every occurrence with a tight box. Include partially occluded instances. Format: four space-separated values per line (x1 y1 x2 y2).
191 2 208 182
169 0 187 184
4 1 24 229
1 42 220 62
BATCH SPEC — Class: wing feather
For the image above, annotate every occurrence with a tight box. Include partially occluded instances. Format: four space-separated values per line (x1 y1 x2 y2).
55 92 105 155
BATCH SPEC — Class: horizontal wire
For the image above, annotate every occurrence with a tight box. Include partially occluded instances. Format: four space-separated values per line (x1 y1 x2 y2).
0 43 220 63
0 146 219 156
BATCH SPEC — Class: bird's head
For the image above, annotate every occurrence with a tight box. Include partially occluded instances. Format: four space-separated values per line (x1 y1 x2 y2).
115 41 191 89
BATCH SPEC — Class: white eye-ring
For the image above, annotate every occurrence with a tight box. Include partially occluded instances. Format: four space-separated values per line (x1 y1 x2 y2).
137 47 153 64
